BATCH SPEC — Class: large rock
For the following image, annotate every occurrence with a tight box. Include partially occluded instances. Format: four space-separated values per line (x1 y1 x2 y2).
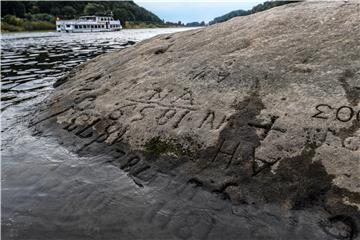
33 1 359 227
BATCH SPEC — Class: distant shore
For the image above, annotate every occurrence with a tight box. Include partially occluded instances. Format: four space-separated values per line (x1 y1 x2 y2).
1 21 187 33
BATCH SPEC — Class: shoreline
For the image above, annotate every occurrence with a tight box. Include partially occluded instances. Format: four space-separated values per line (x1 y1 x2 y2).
1 25 190 34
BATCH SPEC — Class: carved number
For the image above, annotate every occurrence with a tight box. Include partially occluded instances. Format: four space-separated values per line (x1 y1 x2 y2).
313 104 360 122
336 106 354 122
312 104 333 119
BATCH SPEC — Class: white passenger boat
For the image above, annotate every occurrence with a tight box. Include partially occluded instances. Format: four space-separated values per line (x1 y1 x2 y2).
56 16 122 33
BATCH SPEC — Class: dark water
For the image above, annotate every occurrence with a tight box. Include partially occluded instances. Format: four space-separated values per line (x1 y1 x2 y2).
1 30 346 240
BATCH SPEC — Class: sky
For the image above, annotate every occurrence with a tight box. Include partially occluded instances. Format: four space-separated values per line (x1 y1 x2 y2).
135 1 263 23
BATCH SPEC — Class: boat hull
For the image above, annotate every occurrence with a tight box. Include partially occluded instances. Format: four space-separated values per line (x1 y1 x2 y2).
57 28 121 33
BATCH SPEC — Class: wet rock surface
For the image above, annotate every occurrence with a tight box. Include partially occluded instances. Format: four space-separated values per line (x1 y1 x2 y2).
31 2 360 239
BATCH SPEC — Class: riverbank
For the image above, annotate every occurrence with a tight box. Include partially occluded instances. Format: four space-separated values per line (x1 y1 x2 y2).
1 20 55 32
1 19 186 33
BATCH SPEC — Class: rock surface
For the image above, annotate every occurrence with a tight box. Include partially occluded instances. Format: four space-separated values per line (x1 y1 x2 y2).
33 1 360 234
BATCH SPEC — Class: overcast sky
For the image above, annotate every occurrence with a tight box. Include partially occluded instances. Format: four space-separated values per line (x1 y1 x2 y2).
135 1 263 23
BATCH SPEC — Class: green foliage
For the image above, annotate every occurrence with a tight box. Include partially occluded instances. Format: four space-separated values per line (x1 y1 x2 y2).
1 1 163 32
1 15 55 32
29 13 55 22
1 22 23 32
63 6 77 19
23 21 55 31
209 1 299 25
186 21 205 27
3 15 23 26
144 137 189 157
1 1 162 23
83 3 105 15
114 8 135 24
124 21 182 29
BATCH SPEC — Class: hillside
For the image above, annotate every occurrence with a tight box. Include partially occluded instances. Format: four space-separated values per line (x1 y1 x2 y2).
209 1 297 25
1 1 163 31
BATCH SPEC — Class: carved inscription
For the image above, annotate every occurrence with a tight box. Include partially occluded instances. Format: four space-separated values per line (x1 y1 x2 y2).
120 88 229 131
312 104 360 122
212 139 240 168
198 111 227 130
157 108 177 125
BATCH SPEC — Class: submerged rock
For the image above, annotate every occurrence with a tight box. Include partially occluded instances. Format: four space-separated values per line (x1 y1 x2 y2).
33 1 359 233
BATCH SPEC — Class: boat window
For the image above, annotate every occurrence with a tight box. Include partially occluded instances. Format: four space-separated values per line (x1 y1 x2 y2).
75 25 78 29
66 25 70 28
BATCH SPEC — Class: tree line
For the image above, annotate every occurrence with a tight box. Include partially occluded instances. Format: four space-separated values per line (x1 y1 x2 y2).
1 1 162 25
209 1 299 25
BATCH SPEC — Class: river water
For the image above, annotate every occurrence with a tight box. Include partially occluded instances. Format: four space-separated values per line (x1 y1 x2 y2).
1 29 345 240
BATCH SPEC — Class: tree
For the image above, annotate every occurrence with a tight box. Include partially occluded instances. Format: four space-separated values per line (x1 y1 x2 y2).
14 2 26 18
3 15 23 26
0 1 164 26
50 7 61 17
30 5 40 14
84 3 105 16
113 8 134 24
63 6 76 19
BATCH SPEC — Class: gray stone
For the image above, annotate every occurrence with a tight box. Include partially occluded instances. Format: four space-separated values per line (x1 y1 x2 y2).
33 1 360 226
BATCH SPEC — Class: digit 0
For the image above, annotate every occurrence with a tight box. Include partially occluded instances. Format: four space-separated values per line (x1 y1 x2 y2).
336 106 354 122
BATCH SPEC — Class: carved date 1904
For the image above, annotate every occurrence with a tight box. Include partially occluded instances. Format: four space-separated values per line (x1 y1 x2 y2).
312 104 360 122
